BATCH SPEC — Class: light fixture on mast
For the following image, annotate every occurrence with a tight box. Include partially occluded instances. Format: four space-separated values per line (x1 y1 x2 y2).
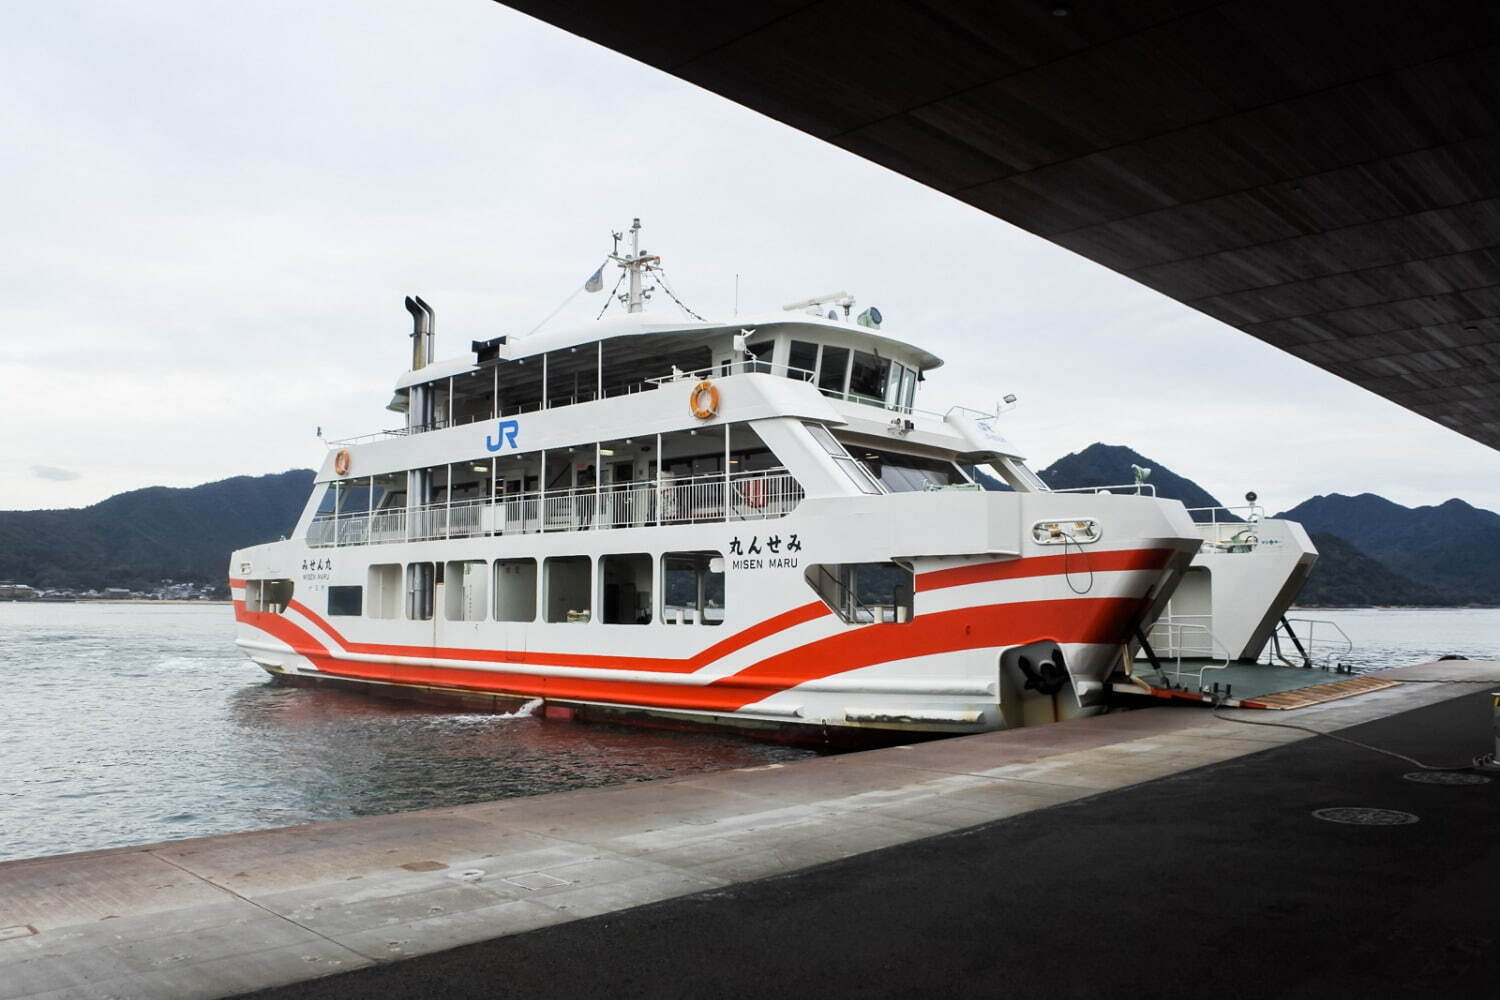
607 218 662 314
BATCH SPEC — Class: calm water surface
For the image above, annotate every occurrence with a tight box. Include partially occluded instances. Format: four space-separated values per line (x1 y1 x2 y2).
1 603 1494 863
0 602 812 862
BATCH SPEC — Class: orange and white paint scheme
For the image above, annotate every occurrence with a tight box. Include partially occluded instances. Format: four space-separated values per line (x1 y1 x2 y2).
231 224 1202 743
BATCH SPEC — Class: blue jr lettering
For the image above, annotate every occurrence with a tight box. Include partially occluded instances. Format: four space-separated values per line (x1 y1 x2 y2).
485 419 520 453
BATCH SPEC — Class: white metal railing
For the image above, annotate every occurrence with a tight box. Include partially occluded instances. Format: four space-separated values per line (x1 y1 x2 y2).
1272 617 1355 669
1145 614 1232 692
1052 483 1157 496
1187 503 1263 550
307 470 804 547
646 359 800 385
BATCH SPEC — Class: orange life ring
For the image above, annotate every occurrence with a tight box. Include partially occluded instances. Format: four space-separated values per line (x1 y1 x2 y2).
689 380 719 420
333 449 352 476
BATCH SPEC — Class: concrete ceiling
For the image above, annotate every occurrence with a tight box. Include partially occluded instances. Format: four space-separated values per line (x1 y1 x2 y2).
500 0 1500 449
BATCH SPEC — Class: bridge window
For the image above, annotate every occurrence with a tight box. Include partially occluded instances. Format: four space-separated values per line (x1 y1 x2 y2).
493 558 537 622
818 345 850 394
544 556 592 623
662 551 724 626
601 553 653 624
788 340 818 381
327 585 363 617
848 351 891 404
367 564 401 618
746 340 775 373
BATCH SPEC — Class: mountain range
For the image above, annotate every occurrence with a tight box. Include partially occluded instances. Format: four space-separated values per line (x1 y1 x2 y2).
2 446 1494 606
0 470 313 593
1039 445 1496 606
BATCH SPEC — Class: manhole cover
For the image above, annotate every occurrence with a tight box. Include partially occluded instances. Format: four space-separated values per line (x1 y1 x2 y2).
504 871 570 891
1403 771 1491 785
1313 807 1419 825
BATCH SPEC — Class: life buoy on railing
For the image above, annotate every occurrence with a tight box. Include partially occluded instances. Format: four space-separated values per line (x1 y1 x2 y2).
333 450 352 476
689 380 719 420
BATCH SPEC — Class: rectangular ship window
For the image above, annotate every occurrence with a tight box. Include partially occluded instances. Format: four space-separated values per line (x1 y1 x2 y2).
661 551 725 626
787 340 818 381
406 562 435 621
367 564 401 618
601 553 653 624
444 560 488 622
817 345 850 395
327 585 363 617
494 558 538 622
544 556 592 623
804 422 883 495
805 562 913 624
245 579 294 613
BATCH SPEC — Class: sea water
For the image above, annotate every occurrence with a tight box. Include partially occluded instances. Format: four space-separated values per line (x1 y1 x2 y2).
0 602 1494 862
0 602 812 862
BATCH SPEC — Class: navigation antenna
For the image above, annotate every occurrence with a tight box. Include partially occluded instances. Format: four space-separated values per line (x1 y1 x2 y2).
608 217 660 314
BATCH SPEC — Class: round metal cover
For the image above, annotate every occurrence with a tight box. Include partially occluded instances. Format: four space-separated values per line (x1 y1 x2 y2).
1403 770 1491 785
1313 807 1419 825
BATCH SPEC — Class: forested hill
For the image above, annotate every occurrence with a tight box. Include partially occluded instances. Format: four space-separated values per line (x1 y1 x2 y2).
0 470 314 592
4 450 1497 608
1038 443 1237 518
1293 532 1455 606
1278 493 1500 604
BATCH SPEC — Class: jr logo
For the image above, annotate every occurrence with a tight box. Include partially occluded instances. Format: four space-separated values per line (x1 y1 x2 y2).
485 419 520 453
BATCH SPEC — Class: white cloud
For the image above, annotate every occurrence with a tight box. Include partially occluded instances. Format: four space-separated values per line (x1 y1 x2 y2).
30 465 80 482
2 0 1498 513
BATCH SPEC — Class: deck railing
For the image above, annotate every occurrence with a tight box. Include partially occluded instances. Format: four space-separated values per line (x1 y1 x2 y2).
1186 503 1263 550
1052 483 1158 497
306 469 804 547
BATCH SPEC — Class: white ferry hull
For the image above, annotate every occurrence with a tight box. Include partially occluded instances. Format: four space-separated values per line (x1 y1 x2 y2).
1146 516 1319 664
232 492 1199 745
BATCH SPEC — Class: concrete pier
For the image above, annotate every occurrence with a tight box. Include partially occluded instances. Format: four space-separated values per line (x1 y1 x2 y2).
2 660 1496 999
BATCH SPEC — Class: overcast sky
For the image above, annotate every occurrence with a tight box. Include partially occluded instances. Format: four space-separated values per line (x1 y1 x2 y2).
5 0 1499 515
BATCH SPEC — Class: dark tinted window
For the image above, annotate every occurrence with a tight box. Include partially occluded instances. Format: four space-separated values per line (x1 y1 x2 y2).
747 341 774 373
849 351 891 402
857 449 967 492
327 586 363 616
787 341 818 380
818 346 849 393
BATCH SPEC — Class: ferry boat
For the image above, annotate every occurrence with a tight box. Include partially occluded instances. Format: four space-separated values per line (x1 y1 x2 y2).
229 221 1204 743
1050 470 1320 689
1144 494 1320 665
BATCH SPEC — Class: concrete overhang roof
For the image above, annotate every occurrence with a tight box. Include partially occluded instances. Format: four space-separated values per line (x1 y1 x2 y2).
500 0 1500 449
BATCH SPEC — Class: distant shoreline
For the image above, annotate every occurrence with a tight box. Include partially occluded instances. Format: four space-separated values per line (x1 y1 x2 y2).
1 599 234 606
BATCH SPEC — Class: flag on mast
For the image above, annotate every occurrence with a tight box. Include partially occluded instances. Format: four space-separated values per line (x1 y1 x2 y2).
584 264 605 293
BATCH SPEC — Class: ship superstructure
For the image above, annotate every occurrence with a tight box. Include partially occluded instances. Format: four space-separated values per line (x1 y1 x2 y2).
230 222 1203 742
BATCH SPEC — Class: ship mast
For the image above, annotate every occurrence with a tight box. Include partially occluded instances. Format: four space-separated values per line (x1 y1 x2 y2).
611 218 658 314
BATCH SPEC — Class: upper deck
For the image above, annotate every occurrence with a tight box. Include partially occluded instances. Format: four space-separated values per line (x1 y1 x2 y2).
300 227 1047 552
334 309 945 447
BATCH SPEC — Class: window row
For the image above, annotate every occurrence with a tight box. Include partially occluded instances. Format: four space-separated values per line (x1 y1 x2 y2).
326 551 726 626
784 340 918 411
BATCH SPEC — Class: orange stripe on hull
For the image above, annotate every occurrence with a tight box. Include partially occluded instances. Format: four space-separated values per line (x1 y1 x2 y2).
915 547 1174 591
238 595 1145 714
285 597 829 675
260 547 1168 677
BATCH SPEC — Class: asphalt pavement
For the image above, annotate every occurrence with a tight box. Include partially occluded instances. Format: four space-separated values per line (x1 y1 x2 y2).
244 691 1499 1000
